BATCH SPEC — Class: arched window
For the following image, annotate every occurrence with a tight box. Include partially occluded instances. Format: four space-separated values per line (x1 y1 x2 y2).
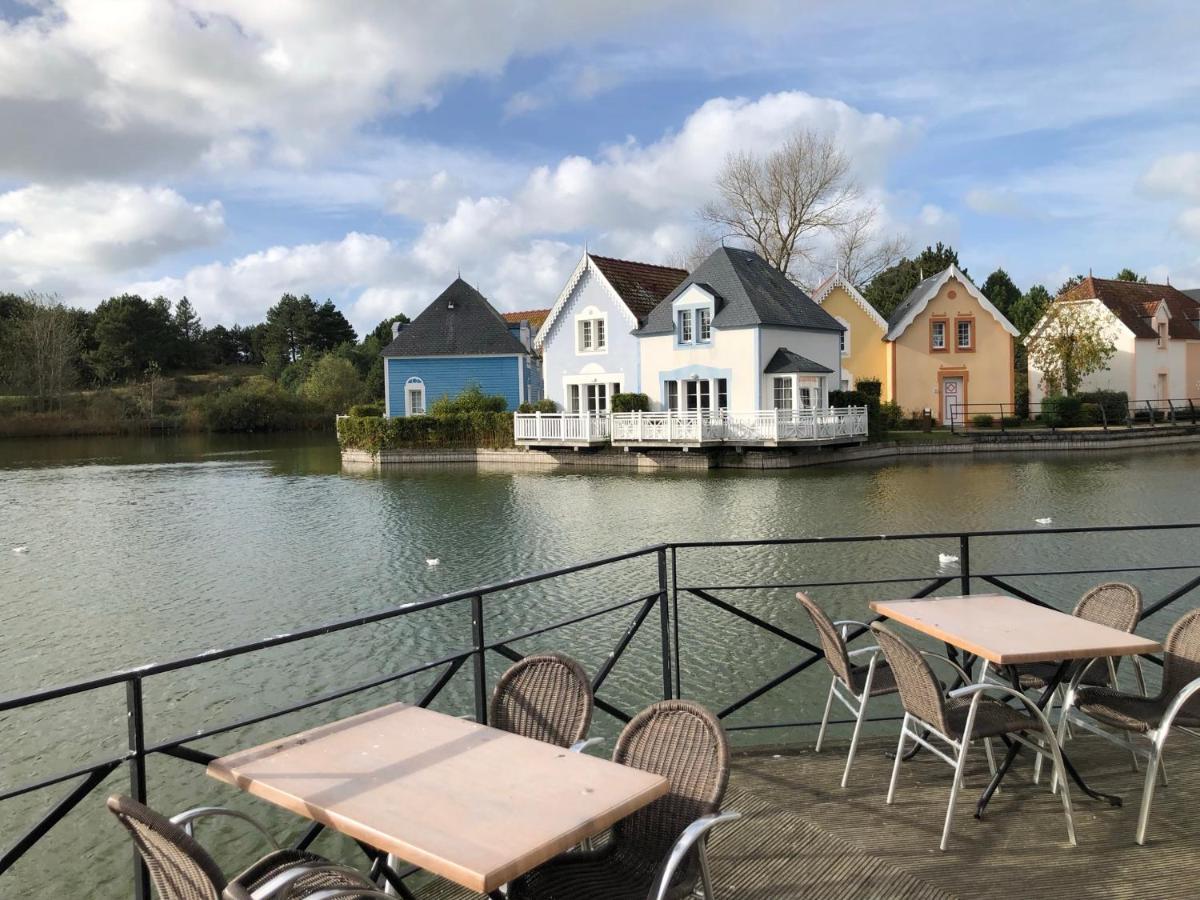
405 377 426 416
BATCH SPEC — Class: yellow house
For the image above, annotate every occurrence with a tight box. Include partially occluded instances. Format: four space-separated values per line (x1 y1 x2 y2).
815 265 1018 424
885 265 1018 424
811 271 889 393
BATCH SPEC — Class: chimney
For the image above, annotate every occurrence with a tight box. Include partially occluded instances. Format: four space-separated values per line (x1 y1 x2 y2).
392 321 405 339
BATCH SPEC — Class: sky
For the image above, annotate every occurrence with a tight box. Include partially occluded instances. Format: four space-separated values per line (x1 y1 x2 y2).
1 0 1200 336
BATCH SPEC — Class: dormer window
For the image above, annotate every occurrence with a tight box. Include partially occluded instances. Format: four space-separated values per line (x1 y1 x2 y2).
1158 321 1168 348
679 309 693 343
672 285 716 346
698 308 712 341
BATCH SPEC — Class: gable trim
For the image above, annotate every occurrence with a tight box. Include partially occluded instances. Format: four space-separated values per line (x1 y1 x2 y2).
885 264 1020 340
812 271 888 331
533 254 642 351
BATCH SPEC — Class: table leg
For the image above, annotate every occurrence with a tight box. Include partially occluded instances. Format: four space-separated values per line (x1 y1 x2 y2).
975 662 1122 819
359 841 418 900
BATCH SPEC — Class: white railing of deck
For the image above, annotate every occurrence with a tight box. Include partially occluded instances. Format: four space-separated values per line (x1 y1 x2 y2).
513 412 611 442
609 407 868 443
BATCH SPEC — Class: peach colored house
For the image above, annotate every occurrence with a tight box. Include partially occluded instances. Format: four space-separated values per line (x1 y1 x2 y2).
815 265 1018 423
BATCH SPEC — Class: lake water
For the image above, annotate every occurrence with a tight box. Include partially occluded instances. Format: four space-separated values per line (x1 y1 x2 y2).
2 433 1199 897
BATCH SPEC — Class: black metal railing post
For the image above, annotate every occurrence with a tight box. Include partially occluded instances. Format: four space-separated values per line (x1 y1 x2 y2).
657 548 673 700
959 534 971 596
670 545 681 699
125 677 151 900
470 594 487 725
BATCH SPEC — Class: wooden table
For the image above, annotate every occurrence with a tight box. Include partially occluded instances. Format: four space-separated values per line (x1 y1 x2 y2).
869 594 1161 814
208 703 669 896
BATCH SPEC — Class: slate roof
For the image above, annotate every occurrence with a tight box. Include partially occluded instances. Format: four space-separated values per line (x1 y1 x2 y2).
638 246 844 335
381 278 529 357
1059 276 1200 340
885 270 945 333
763 347 834 375
588 254 688 322
1184 288 1200 304
501 308 551 331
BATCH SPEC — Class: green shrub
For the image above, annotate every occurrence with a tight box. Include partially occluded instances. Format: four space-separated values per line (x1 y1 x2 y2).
427 383 508 416
856 378 882 403
299 355 365 414
611 392 650 413
1040 394 1083 427
827 389 868 408
972 414 995 428
337 412 514 451
200 378 326 432
1077 390 1128 426
1001 415 1022 428
879 401 905 430
518 398 558 413
349 401 384 417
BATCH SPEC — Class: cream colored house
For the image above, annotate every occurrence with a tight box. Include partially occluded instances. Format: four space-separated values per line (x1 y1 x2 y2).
636 246 844 413
1027 277 1200 405
885 265 1018 424
811 270 889 392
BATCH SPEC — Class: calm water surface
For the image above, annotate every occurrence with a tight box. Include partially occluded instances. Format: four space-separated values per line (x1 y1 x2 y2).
2 433 1198 897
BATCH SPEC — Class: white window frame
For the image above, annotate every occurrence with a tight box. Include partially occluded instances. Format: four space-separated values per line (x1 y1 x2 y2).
679 309 693 343
567 383 581 413
574 307 608 355
957 319 973 350
835 316 850 356
697 308 712 342
404 377 426 416
1158 321 1168 349
931 320 946 350
665 380 679 411
772 376 793 411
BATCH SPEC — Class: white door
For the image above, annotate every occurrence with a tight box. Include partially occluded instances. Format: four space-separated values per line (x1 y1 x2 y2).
941 377 963 425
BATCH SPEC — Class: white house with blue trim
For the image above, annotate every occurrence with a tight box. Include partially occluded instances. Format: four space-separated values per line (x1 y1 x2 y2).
636 246 844 414
381 277 540 417
534 253 687 412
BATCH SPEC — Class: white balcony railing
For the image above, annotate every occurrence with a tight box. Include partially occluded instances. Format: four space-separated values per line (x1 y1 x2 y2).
515 407 868 445
513 413 611 443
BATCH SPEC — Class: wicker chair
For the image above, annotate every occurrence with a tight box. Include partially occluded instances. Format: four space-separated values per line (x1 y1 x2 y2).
1054 606 1200 844
107 795 393 900
489 652 597 752
798 592 974 787
507 700 740 900
871 624 1075 851
980 583 1145 783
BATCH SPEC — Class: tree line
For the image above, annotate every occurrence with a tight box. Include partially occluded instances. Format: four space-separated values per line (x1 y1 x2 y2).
0 289 408 413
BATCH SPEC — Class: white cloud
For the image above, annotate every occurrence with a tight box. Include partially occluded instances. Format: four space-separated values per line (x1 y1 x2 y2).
965 187 1038 219
1141 152 1200 201
1177 207 1200 242
0 183 223 289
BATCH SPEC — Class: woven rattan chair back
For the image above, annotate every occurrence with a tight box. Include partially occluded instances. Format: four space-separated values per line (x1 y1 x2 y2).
612 700 730 867
796 592 854 686
1161 607 1200 702
107 795 226 900
1073 582 1142 633
488 652 593 747
872 624 950 734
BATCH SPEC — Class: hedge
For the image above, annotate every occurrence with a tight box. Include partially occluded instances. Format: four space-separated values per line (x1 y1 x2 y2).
611 392 651 412
1076 390 1128 426
337 413 514 452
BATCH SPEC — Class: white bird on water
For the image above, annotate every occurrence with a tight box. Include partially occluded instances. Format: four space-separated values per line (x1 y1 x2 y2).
1035 517 1053 525
426 558 440 567
938 552 958 567
12 546 28 554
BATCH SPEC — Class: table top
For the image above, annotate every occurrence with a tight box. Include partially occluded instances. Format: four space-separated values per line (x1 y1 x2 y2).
869 593 1162 665
207 703 669 893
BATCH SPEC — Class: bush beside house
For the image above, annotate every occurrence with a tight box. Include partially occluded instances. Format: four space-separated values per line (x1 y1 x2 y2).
339 384 516 451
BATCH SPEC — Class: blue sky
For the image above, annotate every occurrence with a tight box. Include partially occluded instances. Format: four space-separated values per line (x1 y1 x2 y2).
1 1 1199 335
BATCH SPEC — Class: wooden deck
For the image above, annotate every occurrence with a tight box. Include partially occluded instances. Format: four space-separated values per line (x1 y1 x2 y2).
425 733 1197 898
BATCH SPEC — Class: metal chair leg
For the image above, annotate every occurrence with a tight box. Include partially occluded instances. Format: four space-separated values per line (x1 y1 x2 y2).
1136 740 1165 845
815 678 836 753
940 737 970 851
1034 689 1058 785
841 666 875 788
697 842 716 899
887 715 909 805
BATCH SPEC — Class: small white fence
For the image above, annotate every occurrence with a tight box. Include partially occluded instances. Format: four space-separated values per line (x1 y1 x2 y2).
513 413 611 444
514 407 868 446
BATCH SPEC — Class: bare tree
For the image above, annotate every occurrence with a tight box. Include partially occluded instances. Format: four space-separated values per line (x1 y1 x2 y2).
825 206 908 287
700 130 863 281
2 293 79 412
667 233 720 273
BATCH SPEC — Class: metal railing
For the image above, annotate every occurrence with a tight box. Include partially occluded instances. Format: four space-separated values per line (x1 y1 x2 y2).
948 397 1200 434
3 523 1200 897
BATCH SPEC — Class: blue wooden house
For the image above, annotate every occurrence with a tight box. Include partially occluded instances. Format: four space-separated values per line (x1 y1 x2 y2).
381 278 540 417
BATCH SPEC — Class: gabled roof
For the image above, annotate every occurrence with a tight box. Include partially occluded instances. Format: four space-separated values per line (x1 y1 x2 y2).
812 270 888 331
502 308 550 331
763 347 834 375
381 278 529 357
1059 276 1200 340
639 246 844 335
885 264 1019 340
534 253 688 350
